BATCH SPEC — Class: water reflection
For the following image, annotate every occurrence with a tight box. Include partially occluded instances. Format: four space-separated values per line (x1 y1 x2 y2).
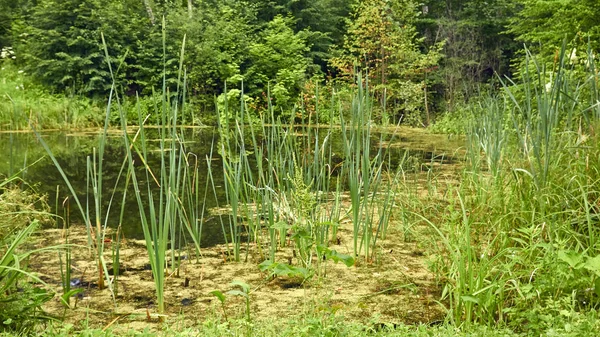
0 127 462 245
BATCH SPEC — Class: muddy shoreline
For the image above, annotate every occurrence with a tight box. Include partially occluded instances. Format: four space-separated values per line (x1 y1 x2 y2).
28 215 445 331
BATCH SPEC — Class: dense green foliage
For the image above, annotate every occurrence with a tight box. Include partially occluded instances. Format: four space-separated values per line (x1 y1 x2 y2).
418 1 518 111
332 0 443 125
508 0 600 59
3 1 600 335
2 0 598 126
431 45 600 334
0 1 517 125
0 63 105 129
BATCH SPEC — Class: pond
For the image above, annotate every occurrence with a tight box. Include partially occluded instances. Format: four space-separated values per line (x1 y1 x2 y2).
0 127 463 246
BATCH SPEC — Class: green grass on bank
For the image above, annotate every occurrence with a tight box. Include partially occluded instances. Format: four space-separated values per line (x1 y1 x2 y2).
0 63 215 130
3 313 598 337
0 63 107 130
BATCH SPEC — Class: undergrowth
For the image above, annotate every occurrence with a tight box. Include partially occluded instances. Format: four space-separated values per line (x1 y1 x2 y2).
423 43 600 335
0 176 55 333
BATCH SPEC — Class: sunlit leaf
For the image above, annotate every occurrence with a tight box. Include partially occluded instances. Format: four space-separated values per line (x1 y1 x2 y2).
210 290 226 303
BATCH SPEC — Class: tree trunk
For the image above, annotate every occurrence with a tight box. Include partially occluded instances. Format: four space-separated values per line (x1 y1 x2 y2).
188 0 193 18
424 73 430 126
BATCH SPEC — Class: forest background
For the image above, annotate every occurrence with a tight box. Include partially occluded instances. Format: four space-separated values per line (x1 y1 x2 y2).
1 0 599 129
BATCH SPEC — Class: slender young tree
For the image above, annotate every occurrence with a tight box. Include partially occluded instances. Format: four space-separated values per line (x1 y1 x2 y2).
333 0 443 124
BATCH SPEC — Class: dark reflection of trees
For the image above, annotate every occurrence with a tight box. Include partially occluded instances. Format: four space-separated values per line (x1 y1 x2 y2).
0 129 458 244
1 130 224 245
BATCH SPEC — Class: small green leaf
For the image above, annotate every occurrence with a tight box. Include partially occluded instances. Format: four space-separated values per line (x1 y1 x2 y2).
226 289 248 298
317 245 355 267
294 267 311 279
558 250 584 269
327 249 355 267
585 255 600 276
230 280 250 293
60 288 84 305
461 295 480 304
272 221 290 231
210 290 226 303
273 263 294 276
259 260 275 272
291 228 311 240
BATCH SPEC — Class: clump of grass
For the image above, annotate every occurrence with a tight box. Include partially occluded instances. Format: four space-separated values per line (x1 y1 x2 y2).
425 41 600 333
32 87 118 297
340 73 401 261
213 70 402 274
115 23 203 316
0 174 55 333
0 181 51 238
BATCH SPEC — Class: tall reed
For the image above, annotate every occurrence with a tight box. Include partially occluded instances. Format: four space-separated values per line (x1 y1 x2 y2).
31 83 119 298
215 80 355 269
429 42 600 330
113 22 203 315
340 73 401 260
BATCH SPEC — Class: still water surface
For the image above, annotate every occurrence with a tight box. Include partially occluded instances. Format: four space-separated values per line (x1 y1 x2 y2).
0 127 463 246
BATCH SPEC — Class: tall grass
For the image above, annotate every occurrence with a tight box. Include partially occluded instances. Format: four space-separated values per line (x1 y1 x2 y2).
340 74 401 260
1 173 56 332
1 64 105 130
113 23 204 316
469 96 506 178
427 42 600 332
31 86 119 298
31 25 210 317
25 27 406 322
212 70 401 274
